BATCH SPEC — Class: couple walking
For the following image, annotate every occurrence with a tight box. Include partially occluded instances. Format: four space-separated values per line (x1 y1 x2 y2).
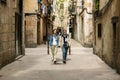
49 29 70 64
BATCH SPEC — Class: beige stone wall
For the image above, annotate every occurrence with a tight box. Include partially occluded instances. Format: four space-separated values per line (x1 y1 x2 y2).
40 18 44 43
25 15 37 47
77 0 93 47
116 0 120 74
76 0 83 42
78 16 84 43
23 0 38 47
84 12 93 46
94 0 120 73
23 0 38 13
117 21 120 73
99 0 109 10
0 1 14 67
0 0 24 68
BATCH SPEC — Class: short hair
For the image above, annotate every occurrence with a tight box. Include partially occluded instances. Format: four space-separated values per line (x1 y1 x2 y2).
63 29 67 32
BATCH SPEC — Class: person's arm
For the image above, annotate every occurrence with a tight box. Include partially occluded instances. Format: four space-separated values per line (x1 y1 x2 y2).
59 35 62 46
57 35 62 47
49 35 52 46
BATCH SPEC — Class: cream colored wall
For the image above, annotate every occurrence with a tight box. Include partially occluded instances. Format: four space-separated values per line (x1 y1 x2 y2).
79 0 93 46
99 0 109 10
23 0 38 47
95 0 119 67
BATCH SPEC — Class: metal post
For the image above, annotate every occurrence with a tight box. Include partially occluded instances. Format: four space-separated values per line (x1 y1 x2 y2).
46 16 49 55
69 46 71 55
47 21 50 55
48 37 49 55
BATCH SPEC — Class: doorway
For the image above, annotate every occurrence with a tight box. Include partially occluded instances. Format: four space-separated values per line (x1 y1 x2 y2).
81 16 84 45
15 13 22 56
37 19 40 45
113 23 117 53
112 23 117 68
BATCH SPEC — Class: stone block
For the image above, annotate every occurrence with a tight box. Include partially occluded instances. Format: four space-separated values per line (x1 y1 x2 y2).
11 25 15 33
2 42 10 51
12 17 15 25
11 41 15 49
8 33 15 41
0 52 2 68
0 14 9 24
116 54 120 73
25 15 37 48
0 26 2 34
1 33 8 42
26 43 37 48
0 38 3 51
11 48 16 59
2 50 10 67
2 24 9 33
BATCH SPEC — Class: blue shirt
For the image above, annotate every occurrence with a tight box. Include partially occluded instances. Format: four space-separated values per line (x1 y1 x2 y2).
49 35 59 46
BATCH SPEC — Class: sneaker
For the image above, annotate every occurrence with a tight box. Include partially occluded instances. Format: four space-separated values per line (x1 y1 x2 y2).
63 61 66 64
54 61 57 64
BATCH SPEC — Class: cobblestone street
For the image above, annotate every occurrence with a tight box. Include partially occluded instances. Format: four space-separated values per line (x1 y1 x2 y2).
0 40 120 80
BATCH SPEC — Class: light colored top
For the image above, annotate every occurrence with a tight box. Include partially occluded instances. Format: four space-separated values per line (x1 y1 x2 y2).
52 36 57 45
59 34 71 46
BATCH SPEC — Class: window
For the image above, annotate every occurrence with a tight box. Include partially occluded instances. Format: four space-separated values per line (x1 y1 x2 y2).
1 0 7 5
98 23 102 38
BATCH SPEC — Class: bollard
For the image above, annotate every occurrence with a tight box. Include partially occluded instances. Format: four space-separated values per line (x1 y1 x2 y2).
69 46 71 55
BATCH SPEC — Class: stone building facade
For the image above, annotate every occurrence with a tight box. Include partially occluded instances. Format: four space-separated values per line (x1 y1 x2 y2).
76 0 93 47
0 0 25 68
23 0 53 48
53 0 69 32
23 0 38 48
93 0 120 73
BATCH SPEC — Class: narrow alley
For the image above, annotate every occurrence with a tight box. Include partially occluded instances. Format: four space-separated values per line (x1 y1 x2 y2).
0 0 120 80
0 40 120 80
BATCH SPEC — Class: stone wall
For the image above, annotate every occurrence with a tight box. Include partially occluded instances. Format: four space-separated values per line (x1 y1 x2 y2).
0 0 24 68
77 0 93 47
115 0 120 74
23 0 38 13
25 15 37 47
94 0 120 73
23 0 38 47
